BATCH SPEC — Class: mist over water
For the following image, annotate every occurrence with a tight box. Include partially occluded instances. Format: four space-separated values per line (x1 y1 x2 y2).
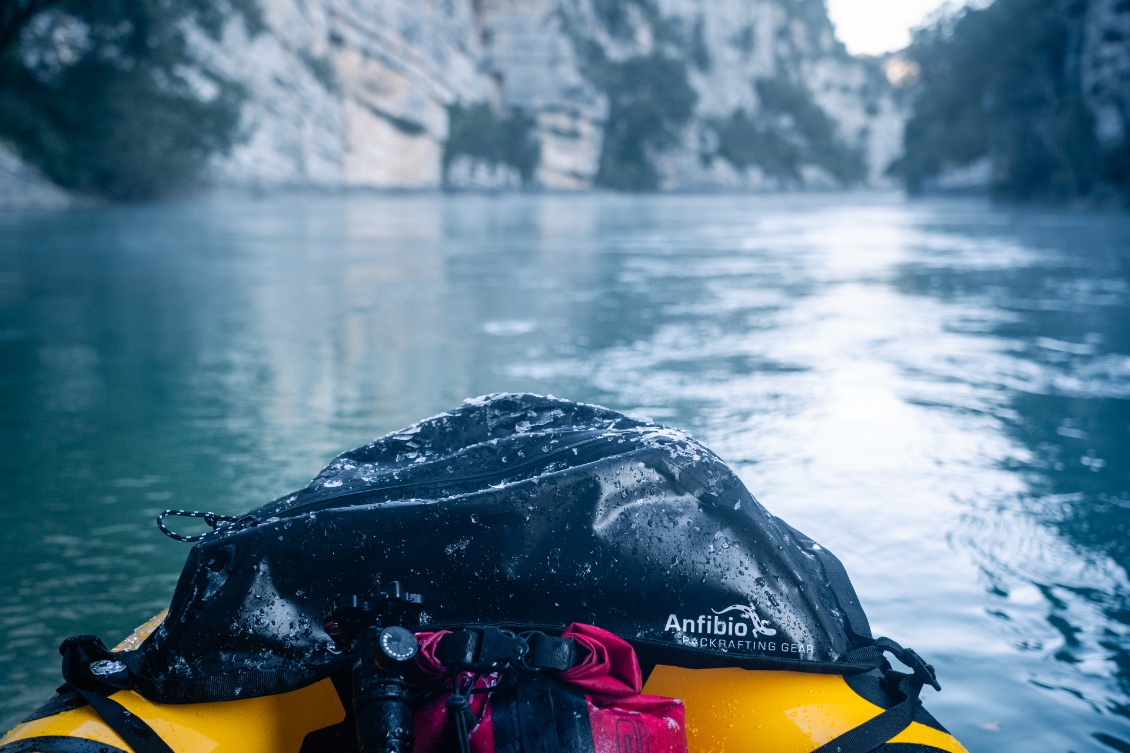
1 193 1128 751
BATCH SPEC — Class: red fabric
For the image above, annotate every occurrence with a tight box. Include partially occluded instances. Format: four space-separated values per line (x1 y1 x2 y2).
587 696 687 753
560 623 643 697
562 623 686 753
410 630 452 683
410 630 498 753
413 673 498 753
406 624 687 753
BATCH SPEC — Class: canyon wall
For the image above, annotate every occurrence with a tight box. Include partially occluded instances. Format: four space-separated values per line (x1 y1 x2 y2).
197 0 903 191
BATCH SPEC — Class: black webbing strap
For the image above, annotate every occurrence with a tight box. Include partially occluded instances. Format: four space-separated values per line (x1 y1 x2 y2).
436 628 587 753
59 636 175 753
811 638 941 753
436 628 581 673
810 672 921 753
518 676 593 753
492 675 594 753
438 628 529 671
524 632 578 672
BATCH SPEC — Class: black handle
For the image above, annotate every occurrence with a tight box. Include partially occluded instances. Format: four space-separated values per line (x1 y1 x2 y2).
353 626 419 753
328 585 423 753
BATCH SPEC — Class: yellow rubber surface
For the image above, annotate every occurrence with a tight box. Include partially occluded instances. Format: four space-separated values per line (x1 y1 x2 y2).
3 614 966 753
0 678 345 753
1 612 345 753
643 665 968 753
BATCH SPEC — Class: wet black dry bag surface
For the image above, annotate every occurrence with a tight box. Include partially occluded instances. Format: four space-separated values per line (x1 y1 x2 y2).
141 393 876 700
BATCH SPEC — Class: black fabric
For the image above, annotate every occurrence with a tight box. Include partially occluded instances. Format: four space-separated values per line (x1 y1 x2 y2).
140 393 877 702
843 671 950 734
58 637 175 753
437 628 529 671
810 677 922 753
435 629 579 673
782 522 873 643
297 721 354 753
0 737 130 753
491 685 523 753
524 633 578 672
515 676 594 753
811 638 943 753
911 705 949 736
19 692 85 724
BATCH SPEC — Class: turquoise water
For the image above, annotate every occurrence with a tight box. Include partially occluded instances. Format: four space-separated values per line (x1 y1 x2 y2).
1 193 1128 750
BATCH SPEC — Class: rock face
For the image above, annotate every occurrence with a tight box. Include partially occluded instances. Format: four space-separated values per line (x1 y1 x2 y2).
196 0 494 189
645 0 901 188
1077 0 1130 168
200 0 904 191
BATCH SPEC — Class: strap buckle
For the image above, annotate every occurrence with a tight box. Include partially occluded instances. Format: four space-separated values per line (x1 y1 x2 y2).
438 627 528 672
897 646 940 692
517 631 579 672
869 637 940 692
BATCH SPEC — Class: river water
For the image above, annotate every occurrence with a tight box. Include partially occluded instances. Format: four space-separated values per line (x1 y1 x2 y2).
0 193 1128 750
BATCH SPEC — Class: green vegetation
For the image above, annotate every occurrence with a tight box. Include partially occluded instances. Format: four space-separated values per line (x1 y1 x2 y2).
712 110 801 180
0 0 260 201
895 0 1124 202
591 53 697 191
592 0 662 41
562 5 722 191
443 103 541 185
710 78 866 185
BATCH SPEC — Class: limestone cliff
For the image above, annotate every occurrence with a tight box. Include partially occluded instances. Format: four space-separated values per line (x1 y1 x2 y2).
198 0 903 191
195 0 494 189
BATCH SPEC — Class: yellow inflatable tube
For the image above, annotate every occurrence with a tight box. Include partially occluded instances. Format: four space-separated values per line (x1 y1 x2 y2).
1 681 345 753
2 614 967 753
644 665 967 753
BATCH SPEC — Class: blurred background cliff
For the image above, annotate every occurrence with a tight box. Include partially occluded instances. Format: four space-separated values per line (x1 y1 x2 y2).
0 0 1127 205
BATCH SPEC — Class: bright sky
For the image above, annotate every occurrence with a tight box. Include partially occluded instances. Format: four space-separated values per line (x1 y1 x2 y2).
825 0 970 56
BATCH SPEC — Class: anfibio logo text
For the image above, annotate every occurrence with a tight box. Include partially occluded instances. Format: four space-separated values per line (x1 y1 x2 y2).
664 604 814 655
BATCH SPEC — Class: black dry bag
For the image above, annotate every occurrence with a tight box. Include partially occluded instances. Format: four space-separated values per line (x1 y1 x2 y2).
140 393 882 702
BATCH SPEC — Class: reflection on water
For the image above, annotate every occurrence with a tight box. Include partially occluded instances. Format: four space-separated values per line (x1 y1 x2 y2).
1 193 1129 750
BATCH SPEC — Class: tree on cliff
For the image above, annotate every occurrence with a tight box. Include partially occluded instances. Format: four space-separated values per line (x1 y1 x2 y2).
0 0 260 200
594 53 698 191
894 0 1126 203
